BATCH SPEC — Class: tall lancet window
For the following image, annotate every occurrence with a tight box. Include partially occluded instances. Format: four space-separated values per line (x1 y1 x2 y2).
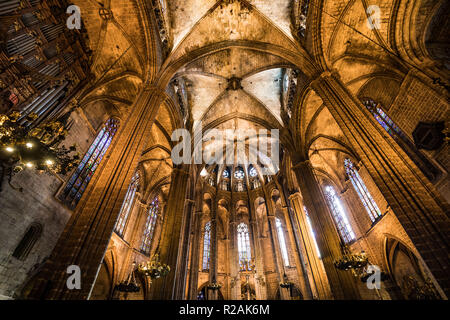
60 118 119 209
115 172 140 236
237 223 252 271
275 218 290 266
362 99 441 182
202 222 211 270
304 207 321 259
324 186 355 243
344 159 382 222
140 197 159 255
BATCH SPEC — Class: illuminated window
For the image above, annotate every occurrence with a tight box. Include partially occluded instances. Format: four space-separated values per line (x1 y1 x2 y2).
202 222 211 270
140 197 159 255
363 99 441 182
115 172 140 236
60 118 119 209
304 207 321 259
222 168 230 178
275 218 290 266
237 223 252 271
344 159 382 222
249 165 257 177
234 167 245 179
324 186 355 243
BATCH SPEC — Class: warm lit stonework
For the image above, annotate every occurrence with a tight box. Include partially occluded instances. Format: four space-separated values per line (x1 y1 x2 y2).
0 0 448 301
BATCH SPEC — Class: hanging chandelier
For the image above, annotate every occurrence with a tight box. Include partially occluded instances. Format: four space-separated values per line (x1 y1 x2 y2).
279 273 294 289
137 254 170 280
116 262 140 293
334 247 390 284
333 248 368 271
207 278 222 291
0 111 80 191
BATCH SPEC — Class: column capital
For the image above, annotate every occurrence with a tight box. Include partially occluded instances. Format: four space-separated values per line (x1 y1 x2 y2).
311 69 340 85
137 199 149 208
291 159 312 170
288 192 302 201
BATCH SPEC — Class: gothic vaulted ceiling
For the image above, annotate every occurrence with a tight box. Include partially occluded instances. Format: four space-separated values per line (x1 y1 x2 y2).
72 0 443 187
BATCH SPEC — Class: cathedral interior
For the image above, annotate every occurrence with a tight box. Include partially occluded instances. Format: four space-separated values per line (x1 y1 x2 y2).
0 0 449 301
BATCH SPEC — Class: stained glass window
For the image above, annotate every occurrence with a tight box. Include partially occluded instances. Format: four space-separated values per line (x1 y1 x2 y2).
324 186 355 243
363 99 441 182
344 159 382 222
202 222 211 270
234 167 245 179
275 218 290 266
60 118 119 209
304 207 321 259
249 165 257 177
222 168 230 178
237 223 252 271
140 197 159 255
115 172 140 236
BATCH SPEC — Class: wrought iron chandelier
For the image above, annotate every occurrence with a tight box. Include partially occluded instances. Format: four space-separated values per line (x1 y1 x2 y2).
334 247 389 284
0 111 80 192
334 248 368 271
207 277 222 291
137 254 170 280
116 262 140 293
279 273 294 289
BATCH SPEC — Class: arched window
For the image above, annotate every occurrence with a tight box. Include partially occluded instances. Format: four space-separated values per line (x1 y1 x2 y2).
234 167 246 192
12 223 42 261
221 167 231 191
237 223 252 271
202 222 211 270
304 207 321 259
234 167 245 179
115 172 140 236
344 159 382 222
275 218 290 266
140 197 159 255
363 99 442 182
59 118 119 209
324 186 355 243
249 165 257 177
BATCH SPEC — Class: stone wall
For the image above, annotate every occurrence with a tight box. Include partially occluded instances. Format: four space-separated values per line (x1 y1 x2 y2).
0 111 101 299
388 72 449 202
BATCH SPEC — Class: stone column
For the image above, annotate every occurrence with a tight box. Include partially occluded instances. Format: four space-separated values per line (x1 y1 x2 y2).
289 192 331 299
150 167 190 300
248 219 267 300
291 160 360 299
228 212 240 300
174 198 195 299
208 197 219 300
187 210 203 299
281 205 312 300
312 71 450 297
27 87 167 300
